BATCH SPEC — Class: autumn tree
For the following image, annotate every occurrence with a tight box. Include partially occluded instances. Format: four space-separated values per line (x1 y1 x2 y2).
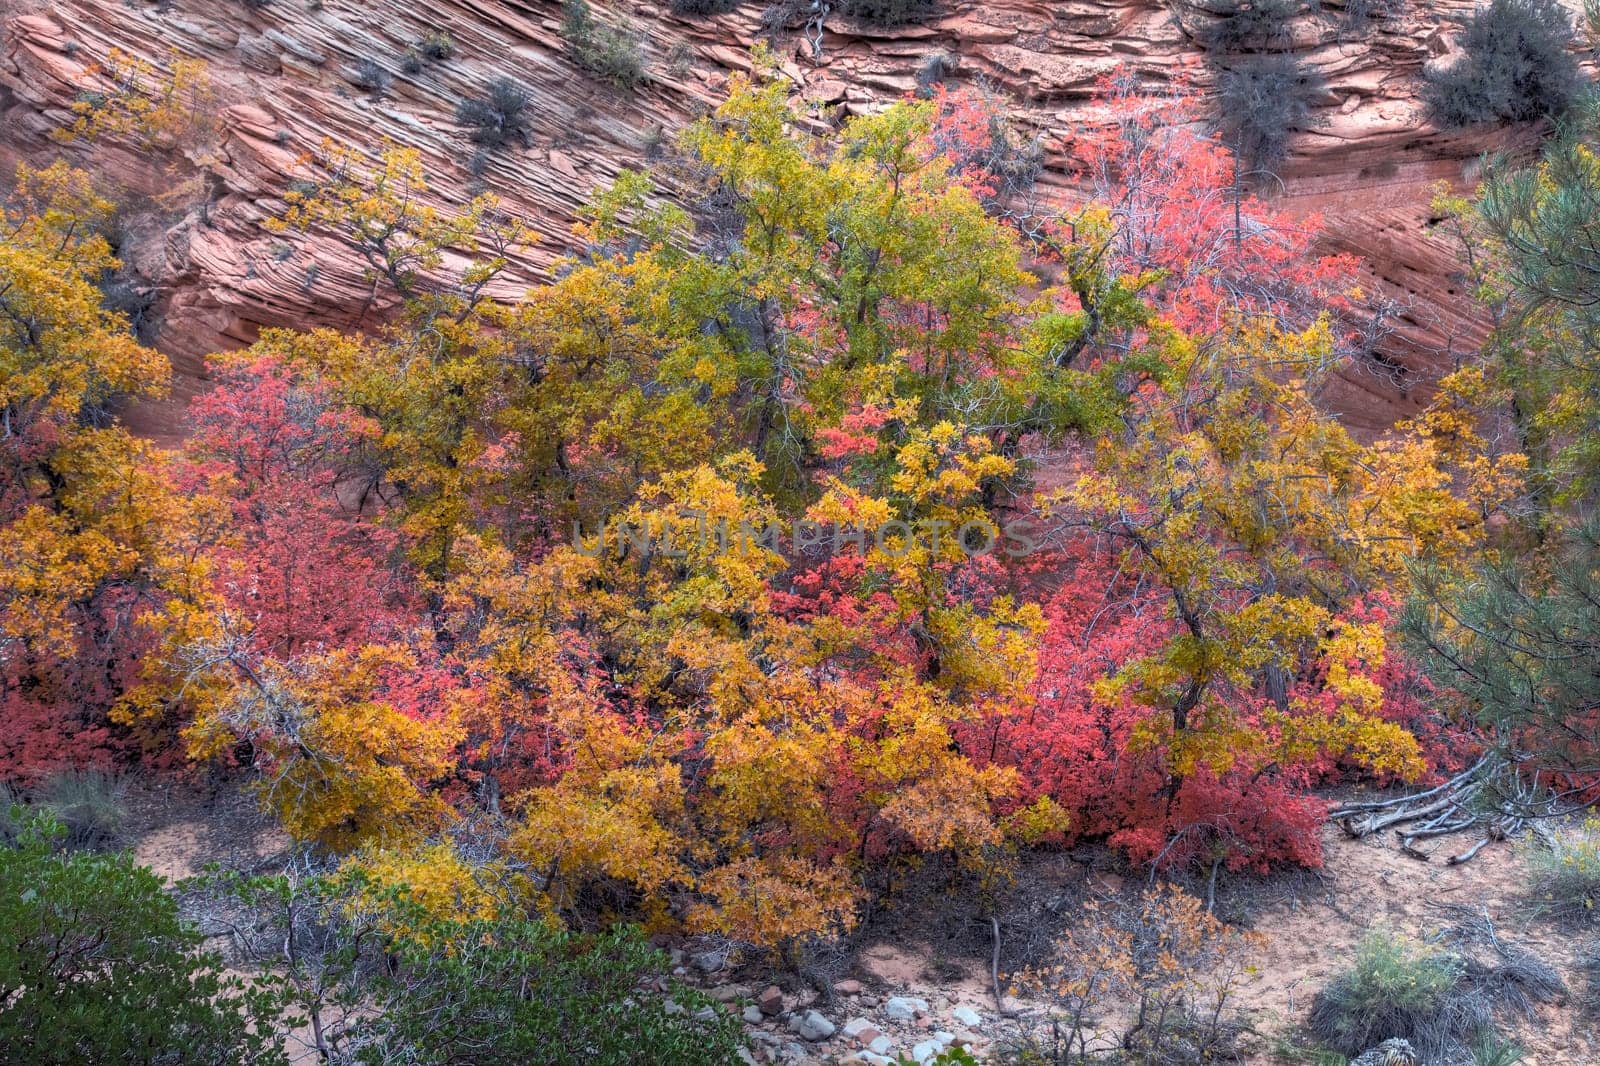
268 142 534 575
0 162 217 778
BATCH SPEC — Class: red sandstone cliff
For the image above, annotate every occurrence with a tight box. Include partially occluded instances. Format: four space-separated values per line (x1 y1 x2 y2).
0 0 1566 435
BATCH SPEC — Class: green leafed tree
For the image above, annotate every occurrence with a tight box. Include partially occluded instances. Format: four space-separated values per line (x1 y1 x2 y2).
0 811 288 1065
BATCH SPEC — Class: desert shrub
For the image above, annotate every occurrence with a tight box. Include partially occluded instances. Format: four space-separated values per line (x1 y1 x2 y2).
838 0 934 25
671 0 743 14
1013 887 1256 1065
1308 930 1466 1057
0 811 286 1065
455 76 534 148
917 50 958 95
420 30 456 60
1341 0 1404 32
346 58 392 96
405 32 455 74
842 0 940 26
1581 941 1600 1016
1527 818 1600 924
1215 53 1324 171
100 273 158 342
1193 0 1299 52
1423 0 1582 128
562 0 647 89
36 768 127 850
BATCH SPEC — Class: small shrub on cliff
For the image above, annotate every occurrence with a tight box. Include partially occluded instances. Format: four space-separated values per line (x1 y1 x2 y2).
455 77 534 148
841 0 940 27
1215 53 1324 171
1423 0 1582 128
421 30 456 60
1194 0 1299 52
671 0 744 14
562 0 647 90
346 58 393 97
916 50 958 95
1341 0 1405 33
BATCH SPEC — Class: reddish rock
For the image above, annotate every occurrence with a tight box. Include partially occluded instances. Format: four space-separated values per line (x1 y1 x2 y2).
0 0 1573 439
758 985 784 1016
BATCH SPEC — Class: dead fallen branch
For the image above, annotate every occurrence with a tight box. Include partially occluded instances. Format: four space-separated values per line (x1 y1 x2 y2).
1329 751 1579 864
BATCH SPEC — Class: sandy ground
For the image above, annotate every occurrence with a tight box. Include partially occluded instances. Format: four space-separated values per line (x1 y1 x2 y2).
821 823 1600 1065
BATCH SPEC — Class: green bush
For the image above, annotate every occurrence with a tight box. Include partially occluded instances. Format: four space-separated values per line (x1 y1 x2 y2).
36 768 126 850
1527 817 1600 924
563 0 647 90
1307 929 1462 1056
1215 53 1324 171
0 783 21 844
1423 0 1582 128
360 915 744 1065
0 811 287 1065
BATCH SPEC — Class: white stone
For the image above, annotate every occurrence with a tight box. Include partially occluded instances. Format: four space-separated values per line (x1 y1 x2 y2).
950 1005 982 1028
789 1009 836 1042
882 995 929 1021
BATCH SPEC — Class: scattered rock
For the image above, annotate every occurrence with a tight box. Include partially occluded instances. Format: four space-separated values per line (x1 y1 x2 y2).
950 1004 982 1027
691 950 725 975
789 1009 836 1042
834 978 863 995
758 985 785 1015
883 995 929 1021
743 1005 765 1024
